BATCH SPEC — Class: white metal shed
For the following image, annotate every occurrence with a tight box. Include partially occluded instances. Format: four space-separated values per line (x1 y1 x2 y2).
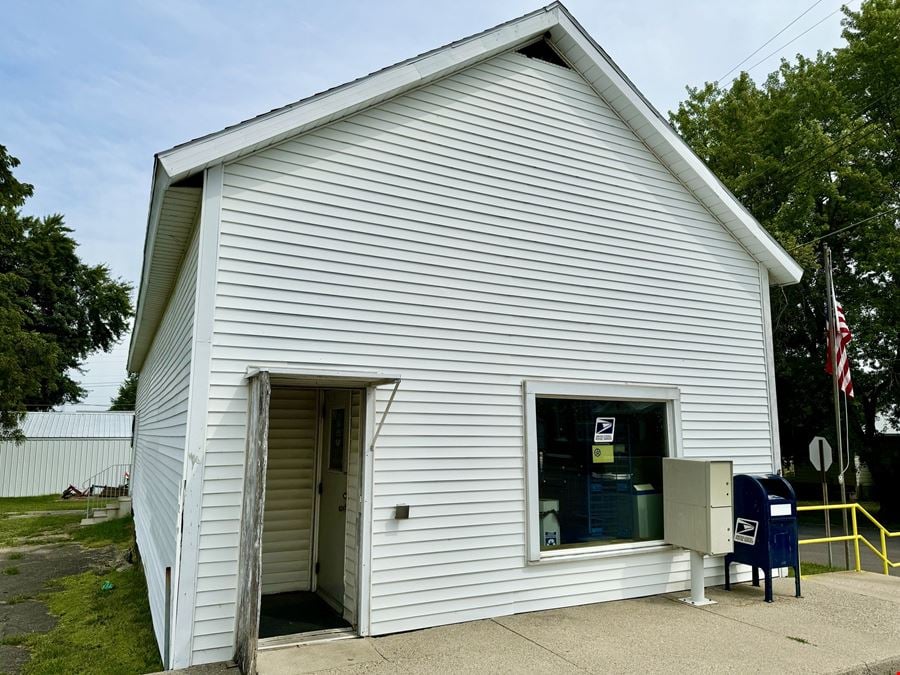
127 3 803 671
0 412 133 497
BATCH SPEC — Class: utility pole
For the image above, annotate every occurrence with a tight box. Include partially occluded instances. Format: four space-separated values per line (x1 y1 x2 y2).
824 244 851 569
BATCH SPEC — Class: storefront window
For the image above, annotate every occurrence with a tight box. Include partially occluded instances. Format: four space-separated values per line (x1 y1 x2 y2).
536 397 668 551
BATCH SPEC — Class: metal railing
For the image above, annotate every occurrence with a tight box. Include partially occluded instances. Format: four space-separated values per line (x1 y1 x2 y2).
798 503 900 575
81 463 131 519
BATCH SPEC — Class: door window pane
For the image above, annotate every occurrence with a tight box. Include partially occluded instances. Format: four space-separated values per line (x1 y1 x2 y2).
536 398 667 550
328 408 346 471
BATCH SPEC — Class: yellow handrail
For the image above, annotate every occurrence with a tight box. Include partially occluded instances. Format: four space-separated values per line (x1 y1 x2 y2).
798 503 900 575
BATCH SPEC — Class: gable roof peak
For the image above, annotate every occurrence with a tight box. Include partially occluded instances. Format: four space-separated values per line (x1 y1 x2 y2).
129 2 801 370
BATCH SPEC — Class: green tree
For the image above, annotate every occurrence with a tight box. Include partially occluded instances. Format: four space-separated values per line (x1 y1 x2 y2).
670 0 899 513
110 374 138 411
0 145 133 440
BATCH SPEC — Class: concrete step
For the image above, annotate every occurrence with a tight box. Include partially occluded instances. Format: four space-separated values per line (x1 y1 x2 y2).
117 496 132 517
80 517 107 526
80 499 131 526
87 506 119 519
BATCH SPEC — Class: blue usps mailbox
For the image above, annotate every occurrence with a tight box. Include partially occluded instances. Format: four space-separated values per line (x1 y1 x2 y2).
724 474 801 602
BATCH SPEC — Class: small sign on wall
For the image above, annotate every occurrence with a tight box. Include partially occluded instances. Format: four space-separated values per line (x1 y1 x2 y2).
591 444 614 463
594 417 615 443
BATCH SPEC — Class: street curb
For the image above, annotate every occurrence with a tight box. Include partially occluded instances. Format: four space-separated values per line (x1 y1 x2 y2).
836 656 900 674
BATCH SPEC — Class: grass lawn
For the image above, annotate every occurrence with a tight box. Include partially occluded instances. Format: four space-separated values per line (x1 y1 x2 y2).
9 563 162 675
0 494 91 515
0 514 83 548
0 499 163 674
790 561 843 577
0 498 136 549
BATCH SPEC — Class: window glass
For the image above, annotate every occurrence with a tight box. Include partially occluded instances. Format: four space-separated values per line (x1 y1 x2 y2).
536 398 667 550
328 407 346 471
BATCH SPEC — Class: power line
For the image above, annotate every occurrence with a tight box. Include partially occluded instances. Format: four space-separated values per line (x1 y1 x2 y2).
718 0 826 83
743 2 857 76
785 121 879 185
788 204 900 251
776 80 900 183
720 80 900 196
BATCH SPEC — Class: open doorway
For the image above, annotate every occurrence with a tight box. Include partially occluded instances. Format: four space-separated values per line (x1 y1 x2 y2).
257 386 363 642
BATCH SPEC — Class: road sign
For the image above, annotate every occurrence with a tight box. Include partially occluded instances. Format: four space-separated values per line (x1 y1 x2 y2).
809 436 833 472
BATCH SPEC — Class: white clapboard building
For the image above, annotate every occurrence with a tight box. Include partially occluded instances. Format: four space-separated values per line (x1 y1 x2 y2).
127 4 802 670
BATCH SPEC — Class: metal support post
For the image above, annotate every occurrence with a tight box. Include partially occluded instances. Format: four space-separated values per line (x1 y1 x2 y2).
680 550 716 606
824 245 850 569
819 439 833 568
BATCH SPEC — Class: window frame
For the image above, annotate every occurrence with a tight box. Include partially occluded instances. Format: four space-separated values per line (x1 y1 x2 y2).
523 379 683 564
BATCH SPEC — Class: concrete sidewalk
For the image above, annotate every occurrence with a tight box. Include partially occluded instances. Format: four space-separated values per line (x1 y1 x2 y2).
173 572 900 675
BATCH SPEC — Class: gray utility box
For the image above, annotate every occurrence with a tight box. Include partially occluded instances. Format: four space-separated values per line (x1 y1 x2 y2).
663 458 733 555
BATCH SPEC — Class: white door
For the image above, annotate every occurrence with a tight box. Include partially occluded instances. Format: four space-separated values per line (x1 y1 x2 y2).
316 390 350 611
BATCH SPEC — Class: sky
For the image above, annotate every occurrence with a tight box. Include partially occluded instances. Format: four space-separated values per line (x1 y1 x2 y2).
0 0 855 407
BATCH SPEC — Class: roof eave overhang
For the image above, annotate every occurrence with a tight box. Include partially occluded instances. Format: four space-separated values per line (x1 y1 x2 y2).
130 2 802 370
127 160 202 372
548 6 803 286
127 158 170 372
153 2 801 286
156 5 561 183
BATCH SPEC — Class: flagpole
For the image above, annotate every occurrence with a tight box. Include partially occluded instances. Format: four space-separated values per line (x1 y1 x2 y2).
824 244 851 569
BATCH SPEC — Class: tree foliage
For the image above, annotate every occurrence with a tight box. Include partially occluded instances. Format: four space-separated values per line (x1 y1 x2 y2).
0 145 133 440
110 374 138 411
670 0 900 511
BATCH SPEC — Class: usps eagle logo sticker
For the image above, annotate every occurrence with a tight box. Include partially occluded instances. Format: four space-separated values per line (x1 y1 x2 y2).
734 518 759 545
594 417 615 443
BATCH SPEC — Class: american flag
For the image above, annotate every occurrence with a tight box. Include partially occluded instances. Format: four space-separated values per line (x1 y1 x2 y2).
825 299 854 398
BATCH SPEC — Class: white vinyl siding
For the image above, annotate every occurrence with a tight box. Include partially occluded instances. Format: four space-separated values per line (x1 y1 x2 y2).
261 388 316 594
133 228 199 653
191 50 771 659
342 390 362 625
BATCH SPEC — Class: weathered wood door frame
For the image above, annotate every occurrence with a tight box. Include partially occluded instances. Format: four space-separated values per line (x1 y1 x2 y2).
232 369 398 669
233 371 271 675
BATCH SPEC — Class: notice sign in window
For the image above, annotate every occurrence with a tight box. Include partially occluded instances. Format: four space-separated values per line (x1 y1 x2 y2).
594 417 615 443
592 444 614 463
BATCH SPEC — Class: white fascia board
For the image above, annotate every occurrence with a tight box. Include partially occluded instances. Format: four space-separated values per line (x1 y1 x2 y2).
156 7 560 181
552 9 803 287
758 264 783 474
170 165 223 668
127 159 173 372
